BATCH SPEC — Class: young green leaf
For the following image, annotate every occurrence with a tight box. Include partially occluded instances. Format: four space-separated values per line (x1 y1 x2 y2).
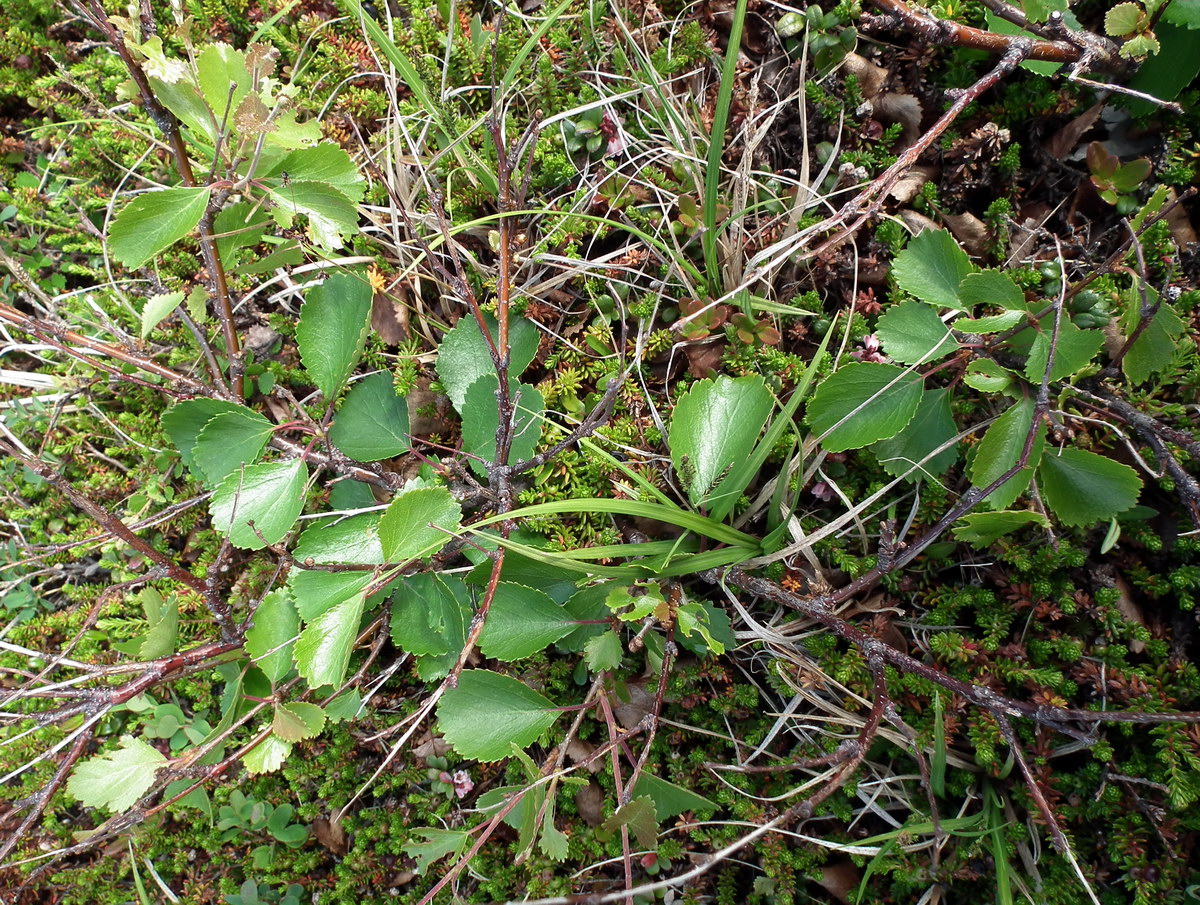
67 736 167 813
272 702 326 742
403 829 470 875
956 270 1025 310
265 180 360 249
963 360 1018 394
583 630 623 672
140 291 186 338
631 772 718 819
806 362 923 452
244 734 292 775
294 592 365 689
114 588 179 660
193 408 275 485
676 601 726 655
162 399 251 472
324 689 364 723
478 583 577 661
378 487 462 562
195 43 251 120
266 144 366 203
210 460 308 549
954 310 1025 334
245 590 299 683
668 375 774 509
329 372 411 462
1037 448 1143 527
436 670 561 761
968 398 1046 509
435 313 540 411
952 510 1051 547
1023 319 1104 382
296 273 372 401
291 571 374 623
875 300 957 364
540 810 570 862
460 376 544 476
108 186 212 269
891 229 974 310
871 388 959 481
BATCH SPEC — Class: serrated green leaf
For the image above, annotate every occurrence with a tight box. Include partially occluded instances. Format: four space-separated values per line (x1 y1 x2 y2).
668 375 774 511
109 186 211 269
214 201 268 270
602 796 658 849
436 670 560 761
402 829 469 875
290 570 374 623
875 300 957 364
151 76 214 140
479 583 577 661
892 229 974 310
955 310 1025 333
540 811 570 861
631 772 718 819
265 144 366 203
871 388 959 481
676 601 725 654
1120 32 1161 57
265 180 359 249
194 408 275 485
294 593 365 689
1024 319 1104 382
952 510 1051 547
1106 2 1144 35
461 376 544 477
378 487 461 562
294 513 383 565
245 590 299 683
957 270 1025 311
115 588 179 660
196 43 250 120
162 399 251 472
324 689 364 722
67 736 167 813
1037 448 1143 527
272 702 326 741
807 362 924 452
390 573 471 658
330 372 411 462
964 360 1017 394
968 398 1046 509
435 312 540 411
140 291 186 338
210 460 308 549
583 631 623 672
296 273 372 401
1121 291 1186 384
244 734 292 774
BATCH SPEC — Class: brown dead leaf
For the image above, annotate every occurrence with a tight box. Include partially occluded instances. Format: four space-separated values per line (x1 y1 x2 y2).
1044 101 1103 161
1112 571 1146 654
612 680 656 729
565 738 603 774
873 92 923 147
943 211 990 258
1165 189 1198 247
841 52 887 98
683 339 726 378
888 165 938 204
313 815 349 854
817 860 862 903
372 292 409 346
412 730 452 760
575 781 605 827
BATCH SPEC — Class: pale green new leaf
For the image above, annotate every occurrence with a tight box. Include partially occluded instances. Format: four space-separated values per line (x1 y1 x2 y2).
244 734 292 774
668 375 774 510
67 736 167 813
294 593 365 689
193 408 274 485
330 372 411 462
963 360 1017 394
210 460 308 549
583 630 623 672
968 398 1046 509
437 670 560 761
478 583 577 661
266 144 366 203
807 362 923 452
214 201 268 269
140 291 186 338
461 376 544 476
244 589 299 683
196 43 250 120
952 510 1051 547
435 313 540 411
875 300 957 363
296 273 372 401
272 702 326 741
109 187 212 270
871 388 958 481
1037 448 1142 526
892 229 974 310
378 487 461 562
403 829 469 875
